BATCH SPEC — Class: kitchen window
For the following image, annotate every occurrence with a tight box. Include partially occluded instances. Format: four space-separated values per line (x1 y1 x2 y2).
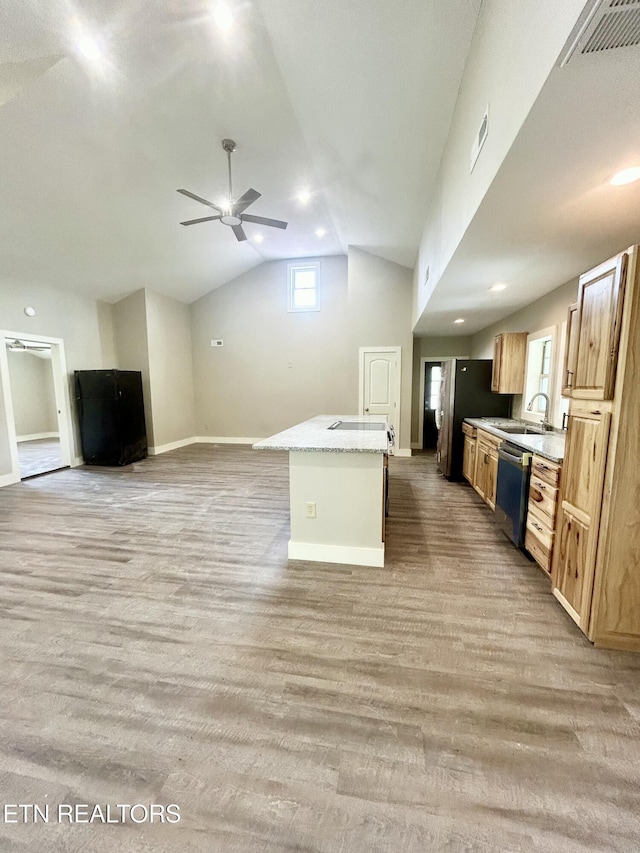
288 263 320 312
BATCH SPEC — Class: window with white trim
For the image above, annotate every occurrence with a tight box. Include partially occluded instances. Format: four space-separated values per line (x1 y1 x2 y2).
288 262 319 312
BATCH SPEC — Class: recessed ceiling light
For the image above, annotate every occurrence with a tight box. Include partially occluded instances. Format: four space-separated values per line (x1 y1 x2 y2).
454 318 465 324
315 228 326 238
297 189 311 205
610 166 640 186
213 1 233 33
490 283 507 292
253 233 264 243
24 306 36 317
70 19 105 65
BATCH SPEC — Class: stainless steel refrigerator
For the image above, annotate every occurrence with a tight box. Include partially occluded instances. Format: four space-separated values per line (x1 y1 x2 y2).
75 370 147 466
436 359 511 480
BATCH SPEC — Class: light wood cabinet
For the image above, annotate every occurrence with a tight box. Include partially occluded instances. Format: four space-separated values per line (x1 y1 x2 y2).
571 253 627 400
561 302 579 397
474 428 500 510
525 456 562 575
491 332 528 394
551 246 640 650
462 424 477 485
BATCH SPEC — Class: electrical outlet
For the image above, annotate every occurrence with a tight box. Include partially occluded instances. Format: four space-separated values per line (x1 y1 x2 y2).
210 339 224 347
305 501 316 519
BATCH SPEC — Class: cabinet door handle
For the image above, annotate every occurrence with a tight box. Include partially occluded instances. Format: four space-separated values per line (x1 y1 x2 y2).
532 522 543 532
566 369 574 386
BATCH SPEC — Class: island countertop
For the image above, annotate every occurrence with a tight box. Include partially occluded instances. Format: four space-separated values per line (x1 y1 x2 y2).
465 417 566 463
253 415 390 453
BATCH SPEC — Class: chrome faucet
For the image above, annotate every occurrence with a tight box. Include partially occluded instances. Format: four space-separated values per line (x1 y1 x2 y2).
526 393 552 430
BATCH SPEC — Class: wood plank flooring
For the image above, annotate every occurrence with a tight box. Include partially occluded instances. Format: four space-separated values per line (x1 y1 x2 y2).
1 445 640 852
16 438 64 479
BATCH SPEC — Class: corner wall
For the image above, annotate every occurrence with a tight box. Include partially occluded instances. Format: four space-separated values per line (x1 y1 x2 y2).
112 288 197 453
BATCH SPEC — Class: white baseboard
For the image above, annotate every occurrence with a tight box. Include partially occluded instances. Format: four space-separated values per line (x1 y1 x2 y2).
0 471 20 488
194 436 262 445
148 436 261 456
394 448 412 457
72 456 84 467
288 539 385 568
17 432 59 442
148 436 198 456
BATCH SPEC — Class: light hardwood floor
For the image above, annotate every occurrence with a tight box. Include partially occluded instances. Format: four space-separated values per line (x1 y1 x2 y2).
1 445 640 852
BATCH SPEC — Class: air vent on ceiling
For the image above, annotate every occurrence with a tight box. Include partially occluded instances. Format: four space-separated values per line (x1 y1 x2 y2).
470 105 489 174
560 0 640 65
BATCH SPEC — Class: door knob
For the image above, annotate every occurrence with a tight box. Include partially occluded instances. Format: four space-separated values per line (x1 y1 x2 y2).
365 407 369 412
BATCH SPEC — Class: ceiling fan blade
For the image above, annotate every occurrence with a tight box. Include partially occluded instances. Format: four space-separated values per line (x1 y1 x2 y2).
233 188 261 215
177 189 224 213
180 215 222 226
241 213 288 230
232 224 247 242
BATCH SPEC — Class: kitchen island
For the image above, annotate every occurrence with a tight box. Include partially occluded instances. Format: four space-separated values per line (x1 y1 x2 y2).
253 415 390 567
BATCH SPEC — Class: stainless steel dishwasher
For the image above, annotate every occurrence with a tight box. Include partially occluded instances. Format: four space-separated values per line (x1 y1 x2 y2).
495 442 532 548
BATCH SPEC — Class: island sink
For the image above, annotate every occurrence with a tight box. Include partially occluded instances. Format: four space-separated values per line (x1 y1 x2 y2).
328 421 386 431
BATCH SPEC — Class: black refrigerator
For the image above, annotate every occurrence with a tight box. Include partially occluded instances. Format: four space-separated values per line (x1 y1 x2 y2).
75 370 147 466
436 359 511 481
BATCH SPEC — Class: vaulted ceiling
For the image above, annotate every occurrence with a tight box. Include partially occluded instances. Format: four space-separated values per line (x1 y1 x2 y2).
0 0 481 304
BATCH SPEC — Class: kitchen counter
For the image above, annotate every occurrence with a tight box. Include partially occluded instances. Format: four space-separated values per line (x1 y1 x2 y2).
464 418 565 463
253 415 390 454
254 415 390 567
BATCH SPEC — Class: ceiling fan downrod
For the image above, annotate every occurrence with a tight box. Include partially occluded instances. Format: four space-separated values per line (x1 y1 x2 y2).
221 138 236 208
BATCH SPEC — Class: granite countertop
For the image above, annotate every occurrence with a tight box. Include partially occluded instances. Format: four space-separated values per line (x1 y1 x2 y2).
465 417 566 463
253 415 390 454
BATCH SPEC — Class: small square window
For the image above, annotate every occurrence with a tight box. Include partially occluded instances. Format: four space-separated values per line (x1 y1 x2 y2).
288 263 319 312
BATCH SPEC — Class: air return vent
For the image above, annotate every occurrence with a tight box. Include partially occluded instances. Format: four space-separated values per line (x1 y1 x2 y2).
561 0 640 65
470 105 489 174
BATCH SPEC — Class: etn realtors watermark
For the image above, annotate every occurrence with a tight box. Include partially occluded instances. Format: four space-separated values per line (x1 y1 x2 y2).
3 803 180 824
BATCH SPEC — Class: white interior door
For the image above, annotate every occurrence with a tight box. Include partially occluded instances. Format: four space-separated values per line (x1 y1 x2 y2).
359 348 400 427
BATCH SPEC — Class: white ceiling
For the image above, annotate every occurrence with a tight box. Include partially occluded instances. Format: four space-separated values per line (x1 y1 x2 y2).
0 0 481 304
415 35 640 336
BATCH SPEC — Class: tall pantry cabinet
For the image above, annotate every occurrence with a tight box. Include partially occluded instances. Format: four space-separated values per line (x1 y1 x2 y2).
552 246 640 650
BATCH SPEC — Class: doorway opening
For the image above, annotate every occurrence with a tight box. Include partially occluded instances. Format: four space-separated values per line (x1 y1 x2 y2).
0 331 75 485
422 362 442 449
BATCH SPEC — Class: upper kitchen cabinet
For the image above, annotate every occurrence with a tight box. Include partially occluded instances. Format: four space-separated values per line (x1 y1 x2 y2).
551 246 640 651
561 302 578 397
571 253 628 400
491 333 527 394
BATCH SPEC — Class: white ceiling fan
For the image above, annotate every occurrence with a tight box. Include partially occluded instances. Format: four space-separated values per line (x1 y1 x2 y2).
177 139 288 242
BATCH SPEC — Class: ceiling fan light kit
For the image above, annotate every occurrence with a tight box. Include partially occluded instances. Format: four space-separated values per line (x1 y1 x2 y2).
177 139 288 242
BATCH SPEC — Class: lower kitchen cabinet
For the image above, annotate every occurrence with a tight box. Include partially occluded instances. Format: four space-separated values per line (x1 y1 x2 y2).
525 455 562 576
553 506 591 630
462 423 476 484
474 428 500 510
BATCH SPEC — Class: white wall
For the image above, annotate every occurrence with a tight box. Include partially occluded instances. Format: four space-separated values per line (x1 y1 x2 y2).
189 251 414 450
347 248 413 451
145 290 196 450
112 289 153 445
413 0 587 327
0 280 117 476
411 336 473 444
7 351 57 437
470 277 578 421
190 256 351 440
